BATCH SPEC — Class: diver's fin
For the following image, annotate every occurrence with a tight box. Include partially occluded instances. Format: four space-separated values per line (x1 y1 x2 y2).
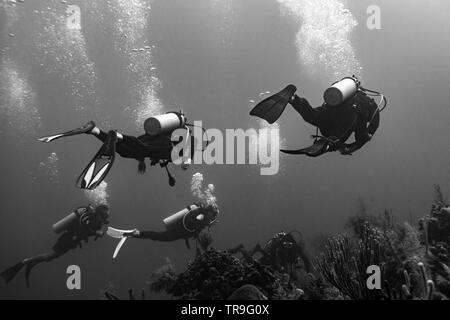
24 262 35 288
106 227 136 239
37 121 96 143
113 237 128 259
106 227 136 259
76 130 117 190
0 262 24 284
250 85 297 124
281 139 329 157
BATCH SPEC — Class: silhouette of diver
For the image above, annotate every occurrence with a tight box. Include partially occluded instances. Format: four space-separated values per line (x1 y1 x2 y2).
250 77 387 157
0 204 110 287
115 203 219 251
38 111 199 189
229 231 313 274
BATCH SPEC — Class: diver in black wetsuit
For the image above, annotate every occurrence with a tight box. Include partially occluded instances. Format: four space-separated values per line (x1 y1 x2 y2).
38 111 195 189
229 231 313 274
288 90 380 156
0 204 110 287
84 121 176 172
250 77 386 157
122 203 219 250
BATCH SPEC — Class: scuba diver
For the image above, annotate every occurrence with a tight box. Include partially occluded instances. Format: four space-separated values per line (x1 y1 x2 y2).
0 204 110 287
229 231 313 274
107 203 219 258
250 76 387 157
38 111 203 189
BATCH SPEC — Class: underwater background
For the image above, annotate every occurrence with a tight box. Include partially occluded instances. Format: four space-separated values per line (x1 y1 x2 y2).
1 0 450 299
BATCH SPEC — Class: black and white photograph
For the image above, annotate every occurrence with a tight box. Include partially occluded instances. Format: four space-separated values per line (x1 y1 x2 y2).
1 0 450 307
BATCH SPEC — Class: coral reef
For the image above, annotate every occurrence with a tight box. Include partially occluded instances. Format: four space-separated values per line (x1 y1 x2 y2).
162 249 280 300
229 231 313 274
227 284 267 300
315 223 385 300
148 258 177 294
104 185 450 300
418 185 450 296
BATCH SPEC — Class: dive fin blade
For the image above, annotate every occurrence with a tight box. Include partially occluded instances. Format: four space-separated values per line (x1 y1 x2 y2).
113 237 128 259
106 227 136 239
249 85 297 124
37 134 65 143
280 149 309 155
37 121 96 143
0 262 25 283
76 131 117 190
24 263 33 288
281 140 329 156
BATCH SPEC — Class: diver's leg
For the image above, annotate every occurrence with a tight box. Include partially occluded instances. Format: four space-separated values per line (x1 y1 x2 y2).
23 251 61 288
109 134 143 159
23 232 77 287
90 127 109 143
135 228 185 242
38 121 98 143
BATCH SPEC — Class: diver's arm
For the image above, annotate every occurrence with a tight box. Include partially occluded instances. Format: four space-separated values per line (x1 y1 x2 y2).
290 95 325 127
130 228 187 242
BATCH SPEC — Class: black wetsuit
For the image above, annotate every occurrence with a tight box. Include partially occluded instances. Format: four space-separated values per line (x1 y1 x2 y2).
290 91 380 154
0 206 107 287
94 130 194 164
261 234 313 273
52 206 105 255
93 130 173 161
134 206 210 247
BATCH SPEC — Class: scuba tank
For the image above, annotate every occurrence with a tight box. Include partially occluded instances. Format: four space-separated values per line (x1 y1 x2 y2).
323 76 361 107
52 207 90 234
144 111 187 136
163 204 199 230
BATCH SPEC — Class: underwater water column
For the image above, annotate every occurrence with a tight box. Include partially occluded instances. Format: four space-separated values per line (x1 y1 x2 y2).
1 0 20 28
208 0 236 51
276 0 362 81
0 56 41 135
37 152 60 185
84 181 110 206
248 108 285 176
108 0 164 127
31 1 98 111
0 2 41 134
